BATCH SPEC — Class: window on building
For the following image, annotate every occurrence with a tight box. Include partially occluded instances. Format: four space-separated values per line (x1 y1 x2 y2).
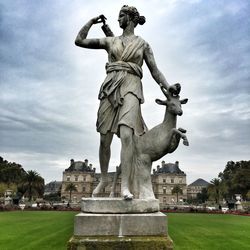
171 179 174 184
163 187 166 194
75 175 78 182
163 179 166 183
179 178 182 184
82 186 86 192
83 176 86 182
163 197 167 203
67 176 70 181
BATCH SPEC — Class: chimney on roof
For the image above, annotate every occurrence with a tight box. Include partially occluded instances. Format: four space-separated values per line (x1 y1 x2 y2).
157 165 160 171
161 161 165 167
93 168 96 173
175 161 179 167
153 169 156 174
84 159 88 166
70 159 74 166
89 163 92 170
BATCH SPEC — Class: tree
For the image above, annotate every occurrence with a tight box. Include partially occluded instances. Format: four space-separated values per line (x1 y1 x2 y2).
197 187 209 204
21 170 44 201
65 183 77 202
0 157 45 202
172 185 183 203
0 157 26 186
219 160 250 199
208 178 223 205
44 191 61 202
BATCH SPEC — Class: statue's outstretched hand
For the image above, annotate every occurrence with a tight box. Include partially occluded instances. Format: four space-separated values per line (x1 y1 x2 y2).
168 83 181 96
159 83 181 96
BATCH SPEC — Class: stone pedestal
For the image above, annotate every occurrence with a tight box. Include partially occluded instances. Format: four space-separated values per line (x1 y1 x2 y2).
68 198 173 250
81 197 160 214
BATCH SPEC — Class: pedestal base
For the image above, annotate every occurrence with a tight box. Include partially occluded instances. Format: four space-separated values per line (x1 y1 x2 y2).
81 198 159 213
68 198 173 249
68 235 173 250
74 212 167 236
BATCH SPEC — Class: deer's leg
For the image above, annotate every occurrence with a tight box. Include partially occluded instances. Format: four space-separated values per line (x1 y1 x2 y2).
120 125 134 200
92 132 113 197
177 128 189 146
110 165 121 197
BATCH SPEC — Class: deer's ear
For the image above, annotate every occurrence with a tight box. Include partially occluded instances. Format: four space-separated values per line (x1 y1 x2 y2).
180 98 188 104
155 99 167 105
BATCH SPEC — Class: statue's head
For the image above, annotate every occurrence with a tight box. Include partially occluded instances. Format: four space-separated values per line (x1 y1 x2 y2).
119 5 146 28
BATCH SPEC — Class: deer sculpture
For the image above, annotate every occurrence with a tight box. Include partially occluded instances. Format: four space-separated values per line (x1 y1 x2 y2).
110 84 189 199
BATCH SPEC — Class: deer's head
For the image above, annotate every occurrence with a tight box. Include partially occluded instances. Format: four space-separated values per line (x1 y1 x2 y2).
155 84 188 116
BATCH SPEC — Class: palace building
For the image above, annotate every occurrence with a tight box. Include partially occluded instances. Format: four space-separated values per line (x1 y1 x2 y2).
152 161 187 208
61 158 188 208
187 178 210 199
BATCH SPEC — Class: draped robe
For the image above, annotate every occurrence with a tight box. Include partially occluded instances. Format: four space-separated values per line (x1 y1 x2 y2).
96 36 148 137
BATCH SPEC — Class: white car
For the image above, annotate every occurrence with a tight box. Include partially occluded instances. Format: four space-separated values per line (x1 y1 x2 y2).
222 207 229 213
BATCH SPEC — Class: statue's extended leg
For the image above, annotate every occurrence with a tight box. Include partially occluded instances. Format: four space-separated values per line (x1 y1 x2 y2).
92 132 113 197
120 125 134 200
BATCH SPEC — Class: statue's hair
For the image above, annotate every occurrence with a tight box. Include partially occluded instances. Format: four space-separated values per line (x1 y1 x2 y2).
121 5 146 27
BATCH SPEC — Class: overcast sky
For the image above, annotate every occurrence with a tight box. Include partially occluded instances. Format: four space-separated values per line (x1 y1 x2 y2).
0 0 249 185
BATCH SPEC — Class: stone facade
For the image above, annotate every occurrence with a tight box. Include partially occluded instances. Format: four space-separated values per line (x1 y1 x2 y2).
44 181 62 195
152 161 187 208
61 159 96 203
61 159 187 207
187 178 210 199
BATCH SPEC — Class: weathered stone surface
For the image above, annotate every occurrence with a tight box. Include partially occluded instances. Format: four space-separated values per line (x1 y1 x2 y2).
81 197 159 213
75 6 188 200
74 212 167 236
68 235 173 250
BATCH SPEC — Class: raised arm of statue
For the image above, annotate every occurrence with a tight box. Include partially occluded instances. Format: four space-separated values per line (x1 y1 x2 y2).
75 15 109 50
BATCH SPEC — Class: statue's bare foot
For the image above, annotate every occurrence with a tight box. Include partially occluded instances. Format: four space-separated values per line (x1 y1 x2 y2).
122 189 133 200
92 178 109 197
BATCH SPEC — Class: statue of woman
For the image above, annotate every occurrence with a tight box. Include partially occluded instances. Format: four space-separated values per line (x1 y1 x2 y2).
75 5 179 200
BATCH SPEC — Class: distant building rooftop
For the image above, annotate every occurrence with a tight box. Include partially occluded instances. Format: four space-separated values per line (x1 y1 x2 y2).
44 181 62 195
188 178 209 187
153 161 185 175
64 159 95 173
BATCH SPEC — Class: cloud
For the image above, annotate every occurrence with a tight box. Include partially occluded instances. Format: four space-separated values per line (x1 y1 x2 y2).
0 0 249 185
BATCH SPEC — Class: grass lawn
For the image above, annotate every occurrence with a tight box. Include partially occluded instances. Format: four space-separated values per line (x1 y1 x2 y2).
0 211 249 250
0 211 77 250
168 213 250 250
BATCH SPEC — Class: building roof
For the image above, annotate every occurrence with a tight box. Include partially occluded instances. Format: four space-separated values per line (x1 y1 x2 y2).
188 178 209 187
65 159 95 173
44 181 62 194
153 161 185 175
